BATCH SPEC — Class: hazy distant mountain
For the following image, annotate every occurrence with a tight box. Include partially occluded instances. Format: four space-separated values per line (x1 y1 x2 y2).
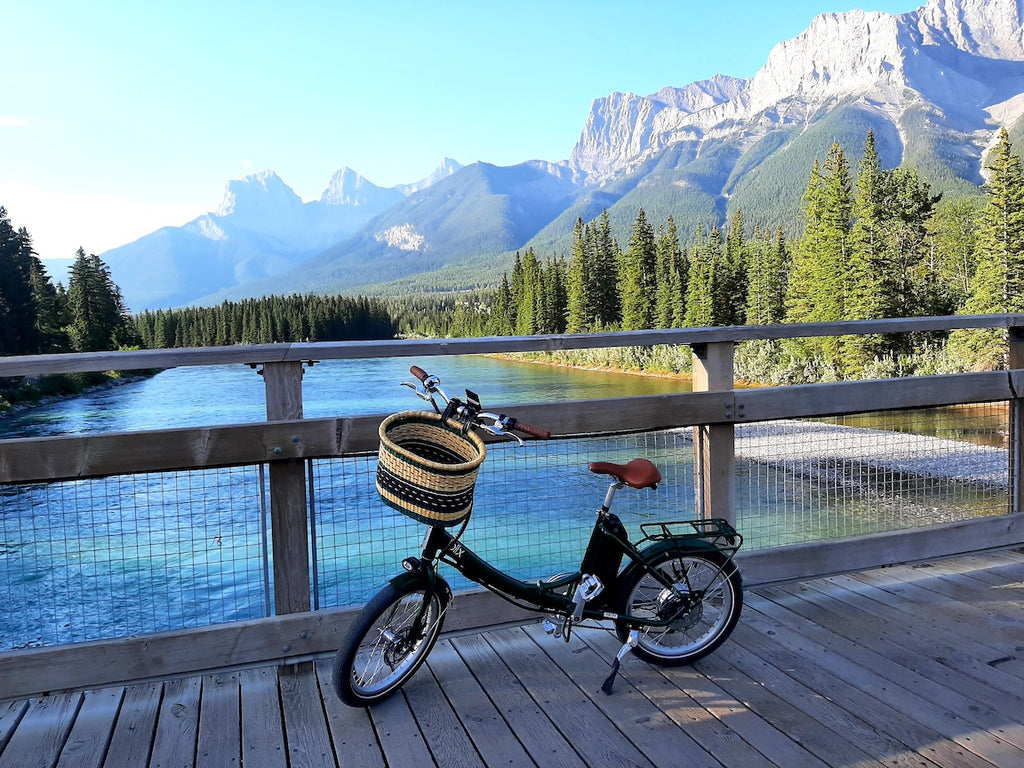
104 162 460 310
105 0 1024 308
206 161 580 301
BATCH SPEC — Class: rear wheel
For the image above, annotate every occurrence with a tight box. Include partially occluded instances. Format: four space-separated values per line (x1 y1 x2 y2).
614 548 742 665
333 576 448 706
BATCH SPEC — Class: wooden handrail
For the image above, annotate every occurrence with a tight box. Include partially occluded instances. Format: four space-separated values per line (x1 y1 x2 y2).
2 314 1023 377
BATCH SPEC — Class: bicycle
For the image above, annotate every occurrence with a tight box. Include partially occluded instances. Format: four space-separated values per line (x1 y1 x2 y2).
333 365 743 706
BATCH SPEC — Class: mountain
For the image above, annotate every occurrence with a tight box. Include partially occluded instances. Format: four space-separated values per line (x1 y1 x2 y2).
540 0 1024 241
106 0 1024 309
210 161 580 301
104 162 458 310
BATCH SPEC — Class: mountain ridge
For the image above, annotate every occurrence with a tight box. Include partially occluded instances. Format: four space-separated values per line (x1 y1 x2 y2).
104 0 1024 310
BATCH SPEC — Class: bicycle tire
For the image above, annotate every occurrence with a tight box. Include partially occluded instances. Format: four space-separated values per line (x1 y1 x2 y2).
333 575 449 706
613 547 742 666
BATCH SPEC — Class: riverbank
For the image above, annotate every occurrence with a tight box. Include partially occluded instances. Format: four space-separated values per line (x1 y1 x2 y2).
0 371 156 417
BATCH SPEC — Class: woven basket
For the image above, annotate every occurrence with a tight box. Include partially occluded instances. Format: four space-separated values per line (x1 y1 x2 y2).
376 411 486 527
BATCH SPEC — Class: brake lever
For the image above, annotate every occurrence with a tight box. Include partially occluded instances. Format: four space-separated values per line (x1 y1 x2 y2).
479 421 524 446
401 381 436 404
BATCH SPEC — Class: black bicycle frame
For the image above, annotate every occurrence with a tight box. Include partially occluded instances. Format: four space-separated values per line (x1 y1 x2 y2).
417 512 734 629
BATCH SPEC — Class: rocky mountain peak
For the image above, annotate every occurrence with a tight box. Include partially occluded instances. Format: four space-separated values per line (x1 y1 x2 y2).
916 0 1024 59
319 167 395 207
215 170 303 218
567 0 1024 185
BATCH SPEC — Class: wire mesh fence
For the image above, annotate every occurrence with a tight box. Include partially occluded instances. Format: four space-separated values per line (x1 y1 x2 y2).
0 466 270 650
311 402 1010 609
0 402 1011 650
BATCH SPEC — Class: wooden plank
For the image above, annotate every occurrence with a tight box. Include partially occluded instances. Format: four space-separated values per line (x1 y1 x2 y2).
817 572 1024 701
268 460 311 615
149 677 200 768
238 668 287 768
3 314 1023 377
482 627 655 768
366 691 435 768
737 597 1007 768
0 692 82 768
402 657 484 768
769 580 1024 729
0 607 353 700
421 639 535 768
313 661 386 768
692 341 736 524
450 632 588 768
0 418 343 483
848 566 1024 657
196 673 240 768
278 667 335 768
102 682 162 768
738 371 1014 422
687 644 894 768
523 624 728 768
54 688 123 768
0 700 28 755
754 585 1024 759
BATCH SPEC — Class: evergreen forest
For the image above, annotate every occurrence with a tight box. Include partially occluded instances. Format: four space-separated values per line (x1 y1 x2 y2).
394 128 1024 381
2 126 1024 403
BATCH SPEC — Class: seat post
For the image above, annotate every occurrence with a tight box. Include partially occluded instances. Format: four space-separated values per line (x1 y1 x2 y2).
600 481 625 513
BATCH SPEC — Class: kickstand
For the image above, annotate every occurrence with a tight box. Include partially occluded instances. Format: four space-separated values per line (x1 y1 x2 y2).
601 630 638 694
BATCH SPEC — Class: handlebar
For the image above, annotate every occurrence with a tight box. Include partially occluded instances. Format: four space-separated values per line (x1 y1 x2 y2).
406 365 551 440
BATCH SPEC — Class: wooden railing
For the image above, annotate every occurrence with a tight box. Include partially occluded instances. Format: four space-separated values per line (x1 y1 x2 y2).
1 315 1023 698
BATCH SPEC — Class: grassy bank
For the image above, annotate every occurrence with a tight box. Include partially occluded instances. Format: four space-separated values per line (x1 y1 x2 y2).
0 371 155 414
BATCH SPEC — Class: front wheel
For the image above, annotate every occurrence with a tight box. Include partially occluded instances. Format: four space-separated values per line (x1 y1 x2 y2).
614 547 742 666
333 574 449 706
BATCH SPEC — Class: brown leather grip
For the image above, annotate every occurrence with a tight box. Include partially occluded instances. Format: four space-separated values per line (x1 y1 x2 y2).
511 420 551 439
409 365 429 382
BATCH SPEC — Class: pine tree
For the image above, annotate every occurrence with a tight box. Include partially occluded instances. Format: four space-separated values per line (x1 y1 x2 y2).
685 227 725 327
0 209 41 355
929 197 980 313
746 227 790 326
786 144 853 369
620 208 657 330
565 218 593 333
721 210 748 325
592 210 620 328
66 248 136 352
514 249 541 335
655 217 682 328
955 127 1024 368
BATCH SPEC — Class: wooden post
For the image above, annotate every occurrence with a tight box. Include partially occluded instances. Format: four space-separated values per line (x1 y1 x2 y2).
261 362 311 616
690 342 735 525
1009 327 1024 516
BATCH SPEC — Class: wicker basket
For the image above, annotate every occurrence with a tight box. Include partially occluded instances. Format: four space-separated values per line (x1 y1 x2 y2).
376 411 486 527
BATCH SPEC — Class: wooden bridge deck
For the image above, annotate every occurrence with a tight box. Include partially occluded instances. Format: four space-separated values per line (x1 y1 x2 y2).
1 549 1021 768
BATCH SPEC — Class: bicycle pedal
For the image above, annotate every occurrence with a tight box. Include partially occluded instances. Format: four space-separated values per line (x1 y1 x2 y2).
542 618 562 638
571 574 604 622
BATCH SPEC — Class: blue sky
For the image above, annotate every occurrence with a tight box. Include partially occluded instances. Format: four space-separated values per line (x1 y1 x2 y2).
2 0 919 267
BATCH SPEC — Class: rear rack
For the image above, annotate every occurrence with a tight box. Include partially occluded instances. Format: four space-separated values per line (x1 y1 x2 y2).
637 518 742 556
